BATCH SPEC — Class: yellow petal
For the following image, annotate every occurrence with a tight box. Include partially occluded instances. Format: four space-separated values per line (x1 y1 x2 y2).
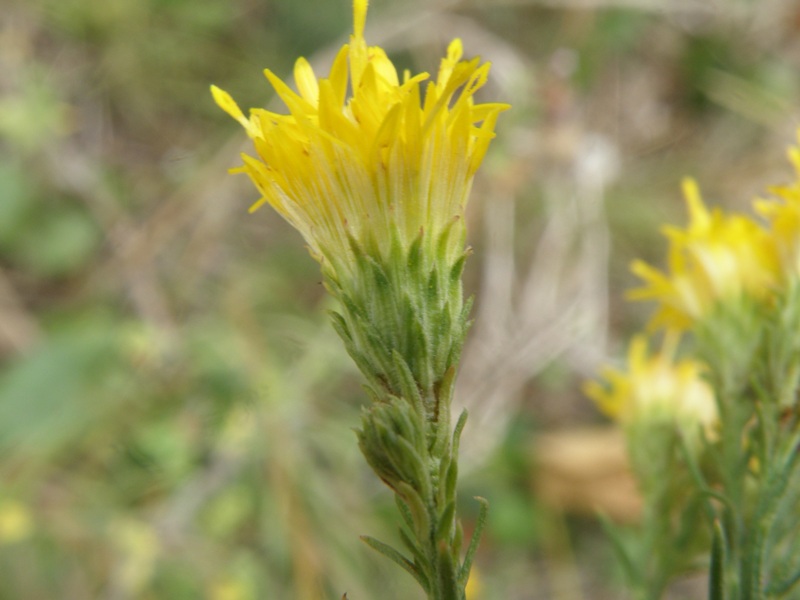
248 197 270 213
294 57 319 105
681 177 710 231
370 102 402 161
263 69 315 116
213 0 507 270
369 47 399 88
328 45 350 108
353 0 368 40
210 85 253 133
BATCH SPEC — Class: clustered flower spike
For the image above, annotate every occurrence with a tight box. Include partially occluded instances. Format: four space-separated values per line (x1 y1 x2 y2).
590 132 800 434
585 130 800 599
211 0 509 280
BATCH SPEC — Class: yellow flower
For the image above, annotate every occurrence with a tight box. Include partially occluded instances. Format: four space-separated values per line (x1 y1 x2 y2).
209 578 251 600
0 500 33 544
584 333 717 433
212 0 508 278
755 132 800 279
629 178 778 330
109 517 160 593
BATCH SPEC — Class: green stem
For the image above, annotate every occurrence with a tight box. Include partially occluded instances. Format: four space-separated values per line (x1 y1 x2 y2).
741 428 800 600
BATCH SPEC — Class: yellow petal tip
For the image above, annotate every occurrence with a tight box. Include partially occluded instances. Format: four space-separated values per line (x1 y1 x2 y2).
353 0 368 39
211 84 252 131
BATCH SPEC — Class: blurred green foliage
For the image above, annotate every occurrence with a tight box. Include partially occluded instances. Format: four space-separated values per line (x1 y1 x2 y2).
2 0 800 598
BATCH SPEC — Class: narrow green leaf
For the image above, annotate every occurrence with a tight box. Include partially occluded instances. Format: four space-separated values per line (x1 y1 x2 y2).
405 313 432 394
395 435 433 502
458 497 488 585
709 520 727 600
432 303 453 376
398 525 431 583
768 566 800 596
390 226 404 268
453 520 464 559
346 231 364 257
391 350 426 422
338 292 367 325
435 215 465 264
366 254 392 294
431 412 451 459
361 383 384 404
597 512 641 590
436 451 449 506
431 369 458 458
446 297 474 368
408 229 425 278
387 398 420 445
328 312 375 380
678 433 729 521
452 410 468 457
396 494 415 531
360 325 395 382
444 459 458 504
426 267 441 308
437 500 456 542
397 481 431 541
361 535 429 591
327 310 352 341
449 253 468 287
437 366 457 408
437 539 461 600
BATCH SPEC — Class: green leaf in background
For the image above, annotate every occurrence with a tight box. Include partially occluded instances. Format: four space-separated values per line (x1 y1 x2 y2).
14 204 100 277
0 66 70 153
0 161 37 246
0 323 128 461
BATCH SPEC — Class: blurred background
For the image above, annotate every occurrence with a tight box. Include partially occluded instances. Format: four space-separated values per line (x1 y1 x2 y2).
1 0 800 598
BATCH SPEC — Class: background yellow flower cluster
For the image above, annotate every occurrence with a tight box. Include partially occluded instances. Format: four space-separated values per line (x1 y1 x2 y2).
631 143 800 333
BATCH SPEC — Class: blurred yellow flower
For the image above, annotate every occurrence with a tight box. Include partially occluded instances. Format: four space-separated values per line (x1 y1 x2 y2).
109 518 160 593
0 500 33 544
755 133 800 279
209 578 251 600
212 0 508 278
629 178 778 330
465 567 482 599
584 333 717 434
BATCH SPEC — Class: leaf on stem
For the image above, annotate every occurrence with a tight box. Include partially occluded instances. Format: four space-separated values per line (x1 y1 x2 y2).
458 496 489 586
398 524 429 576
396 481 431 541
361 535 430 591
396 494 416 531
597 512 641 590
391 350 426 424
452 409 468 457
709 519 727 600
437 500 456 542
767 566 800 596
437 539 461 600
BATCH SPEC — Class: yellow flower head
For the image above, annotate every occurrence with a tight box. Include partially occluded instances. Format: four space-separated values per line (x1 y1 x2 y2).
755 131 800 279
584 333 717 434
628 178 778 330
212 0 509 278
